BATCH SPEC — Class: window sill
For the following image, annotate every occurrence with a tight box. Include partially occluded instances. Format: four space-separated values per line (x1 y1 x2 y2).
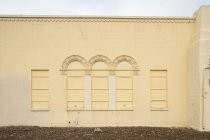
150 108 168 111
67 109 134 111
31 109 50 112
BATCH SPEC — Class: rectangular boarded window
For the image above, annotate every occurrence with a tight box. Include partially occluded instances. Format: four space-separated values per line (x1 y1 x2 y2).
31 70 49 110
150 70 167 110
67 76 84 110
116 74 133 110
92 75 109 110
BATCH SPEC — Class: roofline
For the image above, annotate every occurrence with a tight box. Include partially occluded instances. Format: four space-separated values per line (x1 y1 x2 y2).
0 15 195 20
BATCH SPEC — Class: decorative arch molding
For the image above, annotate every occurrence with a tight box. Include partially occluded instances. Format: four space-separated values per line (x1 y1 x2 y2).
60 55 139 75
61 55 89 74
89 55 112 69
113 55 139 74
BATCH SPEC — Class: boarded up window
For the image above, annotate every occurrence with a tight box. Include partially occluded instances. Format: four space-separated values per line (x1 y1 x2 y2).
92 71 109 110
67 71 85 110
150 70 167 110
116 72 133 110
31 70 49 110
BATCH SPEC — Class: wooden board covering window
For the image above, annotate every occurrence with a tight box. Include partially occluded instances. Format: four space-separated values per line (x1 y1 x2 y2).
116 73 133 110
67 75 84 110
150 70 167 110
31 70 49 110
92 73 109 110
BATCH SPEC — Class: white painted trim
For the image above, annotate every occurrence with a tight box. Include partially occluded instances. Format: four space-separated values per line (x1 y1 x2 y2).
84 75 91 110
109 75 116 110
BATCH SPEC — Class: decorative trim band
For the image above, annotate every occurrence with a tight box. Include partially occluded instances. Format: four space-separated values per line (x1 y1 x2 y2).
0 17 195 23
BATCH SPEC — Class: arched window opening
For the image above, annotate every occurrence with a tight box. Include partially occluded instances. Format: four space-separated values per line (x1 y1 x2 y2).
115 61 133 110
66 61 85 110
61 55 139 111
91 61 109 110
61 55 88 110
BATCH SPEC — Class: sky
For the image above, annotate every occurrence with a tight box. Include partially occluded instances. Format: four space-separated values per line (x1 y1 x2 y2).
0 0 210 16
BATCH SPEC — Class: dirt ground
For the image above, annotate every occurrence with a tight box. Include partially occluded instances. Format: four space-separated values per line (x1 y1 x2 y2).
0 126 210 140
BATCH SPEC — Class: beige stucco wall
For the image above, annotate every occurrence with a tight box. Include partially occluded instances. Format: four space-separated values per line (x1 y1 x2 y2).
188 5 210 131
0 13 195 127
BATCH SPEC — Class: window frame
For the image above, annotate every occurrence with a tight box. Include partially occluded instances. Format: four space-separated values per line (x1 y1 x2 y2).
150 69 168 111
31 69 50 111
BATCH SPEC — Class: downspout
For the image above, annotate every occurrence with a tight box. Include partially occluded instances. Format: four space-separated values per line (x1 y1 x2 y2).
202 68 206 130
202 57 210 130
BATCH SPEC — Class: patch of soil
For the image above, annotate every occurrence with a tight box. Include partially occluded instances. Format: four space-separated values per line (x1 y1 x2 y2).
0 126 210 140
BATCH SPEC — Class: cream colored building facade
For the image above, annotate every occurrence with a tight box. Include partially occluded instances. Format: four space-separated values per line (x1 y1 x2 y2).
0 6 210 131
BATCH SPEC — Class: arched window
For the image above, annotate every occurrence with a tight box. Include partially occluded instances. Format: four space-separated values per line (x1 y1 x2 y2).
113 55 138 110
89 55 111 110
61 55 138 111
61 55 88 110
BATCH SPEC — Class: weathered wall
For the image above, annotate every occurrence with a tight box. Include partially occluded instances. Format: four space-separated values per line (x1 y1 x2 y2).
0 16 194 127
188 5 210 131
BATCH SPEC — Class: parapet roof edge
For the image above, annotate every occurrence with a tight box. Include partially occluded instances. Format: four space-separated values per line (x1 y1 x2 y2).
0 15 195 20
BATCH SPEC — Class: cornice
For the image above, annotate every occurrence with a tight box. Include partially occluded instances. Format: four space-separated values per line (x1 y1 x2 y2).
0 16 195 23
